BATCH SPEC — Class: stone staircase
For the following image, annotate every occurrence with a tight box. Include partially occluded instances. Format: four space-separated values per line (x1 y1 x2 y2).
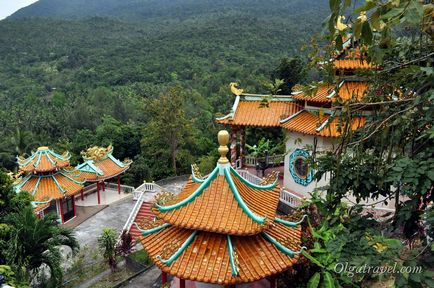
129 201 154 241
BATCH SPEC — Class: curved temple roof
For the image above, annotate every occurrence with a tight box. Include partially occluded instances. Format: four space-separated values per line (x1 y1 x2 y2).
135 131 305 285
14 169 85 201
77 145 132 181
280 110 366 137
17 146 71 173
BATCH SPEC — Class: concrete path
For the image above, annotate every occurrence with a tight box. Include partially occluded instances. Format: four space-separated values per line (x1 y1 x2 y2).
120 266 161 288
74 195 135 248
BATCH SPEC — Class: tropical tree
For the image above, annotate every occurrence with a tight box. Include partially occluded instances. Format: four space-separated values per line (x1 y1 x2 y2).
296 0 434 287
3 209 79 286
97 228 118 272
142 86 192 176
271 56 307 95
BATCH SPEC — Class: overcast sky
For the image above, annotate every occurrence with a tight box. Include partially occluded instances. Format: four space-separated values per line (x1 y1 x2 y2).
0 0 39 20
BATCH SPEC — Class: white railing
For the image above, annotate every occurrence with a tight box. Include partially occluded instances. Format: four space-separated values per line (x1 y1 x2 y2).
132 182 160 200
119 182 163 240
244 156 256 167
236 169 262 185
243 154 285 167
104 182 135 193
280 188 303 208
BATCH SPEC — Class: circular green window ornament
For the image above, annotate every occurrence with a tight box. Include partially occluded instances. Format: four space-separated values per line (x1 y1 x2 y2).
289 149 314 186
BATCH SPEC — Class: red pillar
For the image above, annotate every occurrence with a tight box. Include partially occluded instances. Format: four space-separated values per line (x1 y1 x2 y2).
180 279 185 288
117 175 121 194
59 199 65 224
161 272 167 285
80 188 84 201
97 182 101 205
72 196 76 217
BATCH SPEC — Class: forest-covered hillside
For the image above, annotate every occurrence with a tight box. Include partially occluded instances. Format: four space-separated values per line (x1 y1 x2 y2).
10 0 328 22
0 0 328 184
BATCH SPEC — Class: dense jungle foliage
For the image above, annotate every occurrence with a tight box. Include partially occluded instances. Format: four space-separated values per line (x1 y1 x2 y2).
0 0 328 185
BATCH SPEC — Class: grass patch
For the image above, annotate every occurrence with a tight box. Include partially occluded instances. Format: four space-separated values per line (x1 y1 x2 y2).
128 249 152 265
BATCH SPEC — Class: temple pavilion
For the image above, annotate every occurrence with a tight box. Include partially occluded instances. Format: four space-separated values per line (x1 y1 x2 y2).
133 130 306 287
14 147 85 223
216 37 382 201
77 145 132 204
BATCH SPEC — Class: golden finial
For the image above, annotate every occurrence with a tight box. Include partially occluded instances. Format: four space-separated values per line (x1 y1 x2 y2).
37 146 49 151
217 130 230 164
230 82 244 96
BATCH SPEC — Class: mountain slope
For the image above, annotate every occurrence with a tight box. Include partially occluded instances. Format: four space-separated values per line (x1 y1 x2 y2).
9 0 328 22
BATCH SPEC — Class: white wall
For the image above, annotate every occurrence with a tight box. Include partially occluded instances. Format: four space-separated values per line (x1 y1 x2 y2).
283 132 335 197
283 131 396 210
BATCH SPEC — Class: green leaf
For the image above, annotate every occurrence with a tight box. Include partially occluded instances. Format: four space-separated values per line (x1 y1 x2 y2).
355 0 376 13
361 22 373 45
323 271 336 288
308 272 321 288
370 10 381 31
381 7 404 20
405 0 423 25
302 250 325 268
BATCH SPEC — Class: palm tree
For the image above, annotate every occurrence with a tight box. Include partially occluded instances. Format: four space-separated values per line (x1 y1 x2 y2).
0 127 40 171
4 208 79 286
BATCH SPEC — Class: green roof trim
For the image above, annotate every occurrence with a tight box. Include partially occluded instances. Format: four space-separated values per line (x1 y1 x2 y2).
262 232 305 257
32 177 42 196
51 175 66 194
157 230 198 266
155 166 219 212
77 160 104 176
60 171 86 185
229 166 277 190
34 151 43 168
224 167 266 224
45 152 57 165
274 214 307 228
134 222 171 236
227 235 239 277
108 154 126 168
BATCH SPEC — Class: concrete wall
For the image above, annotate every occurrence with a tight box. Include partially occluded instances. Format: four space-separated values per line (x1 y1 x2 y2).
283 131 395 210
283 132 335 197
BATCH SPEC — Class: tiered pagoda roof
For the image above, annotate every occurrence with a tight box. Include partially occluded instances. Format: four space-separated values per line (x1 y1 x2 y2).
291 81 368 104
332 37 374 70
134 131 305 285
216 95 302 127
280 111 366 137
77 145 132 181
217 37 372 138
14 147 85 203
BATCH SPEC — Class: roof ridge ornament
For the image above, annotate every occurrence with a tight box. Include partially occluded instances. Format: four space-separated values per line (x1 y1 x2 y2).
217 130 230 164
229 82 243 96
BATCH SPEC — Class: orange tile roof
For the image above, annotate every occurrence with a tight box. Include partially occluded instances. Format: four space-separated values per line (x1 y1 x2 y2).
16 170 84 201
334 59 373 70
77 148 131 182
291 81 369 104
153 172 280 235
338 81 368 101
292 84 335 103
18 147 71 173
217 101 302 127
34 202 50 213
133 150 304 284
139 223 301 285
281 110 366 137
94 157 130 180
